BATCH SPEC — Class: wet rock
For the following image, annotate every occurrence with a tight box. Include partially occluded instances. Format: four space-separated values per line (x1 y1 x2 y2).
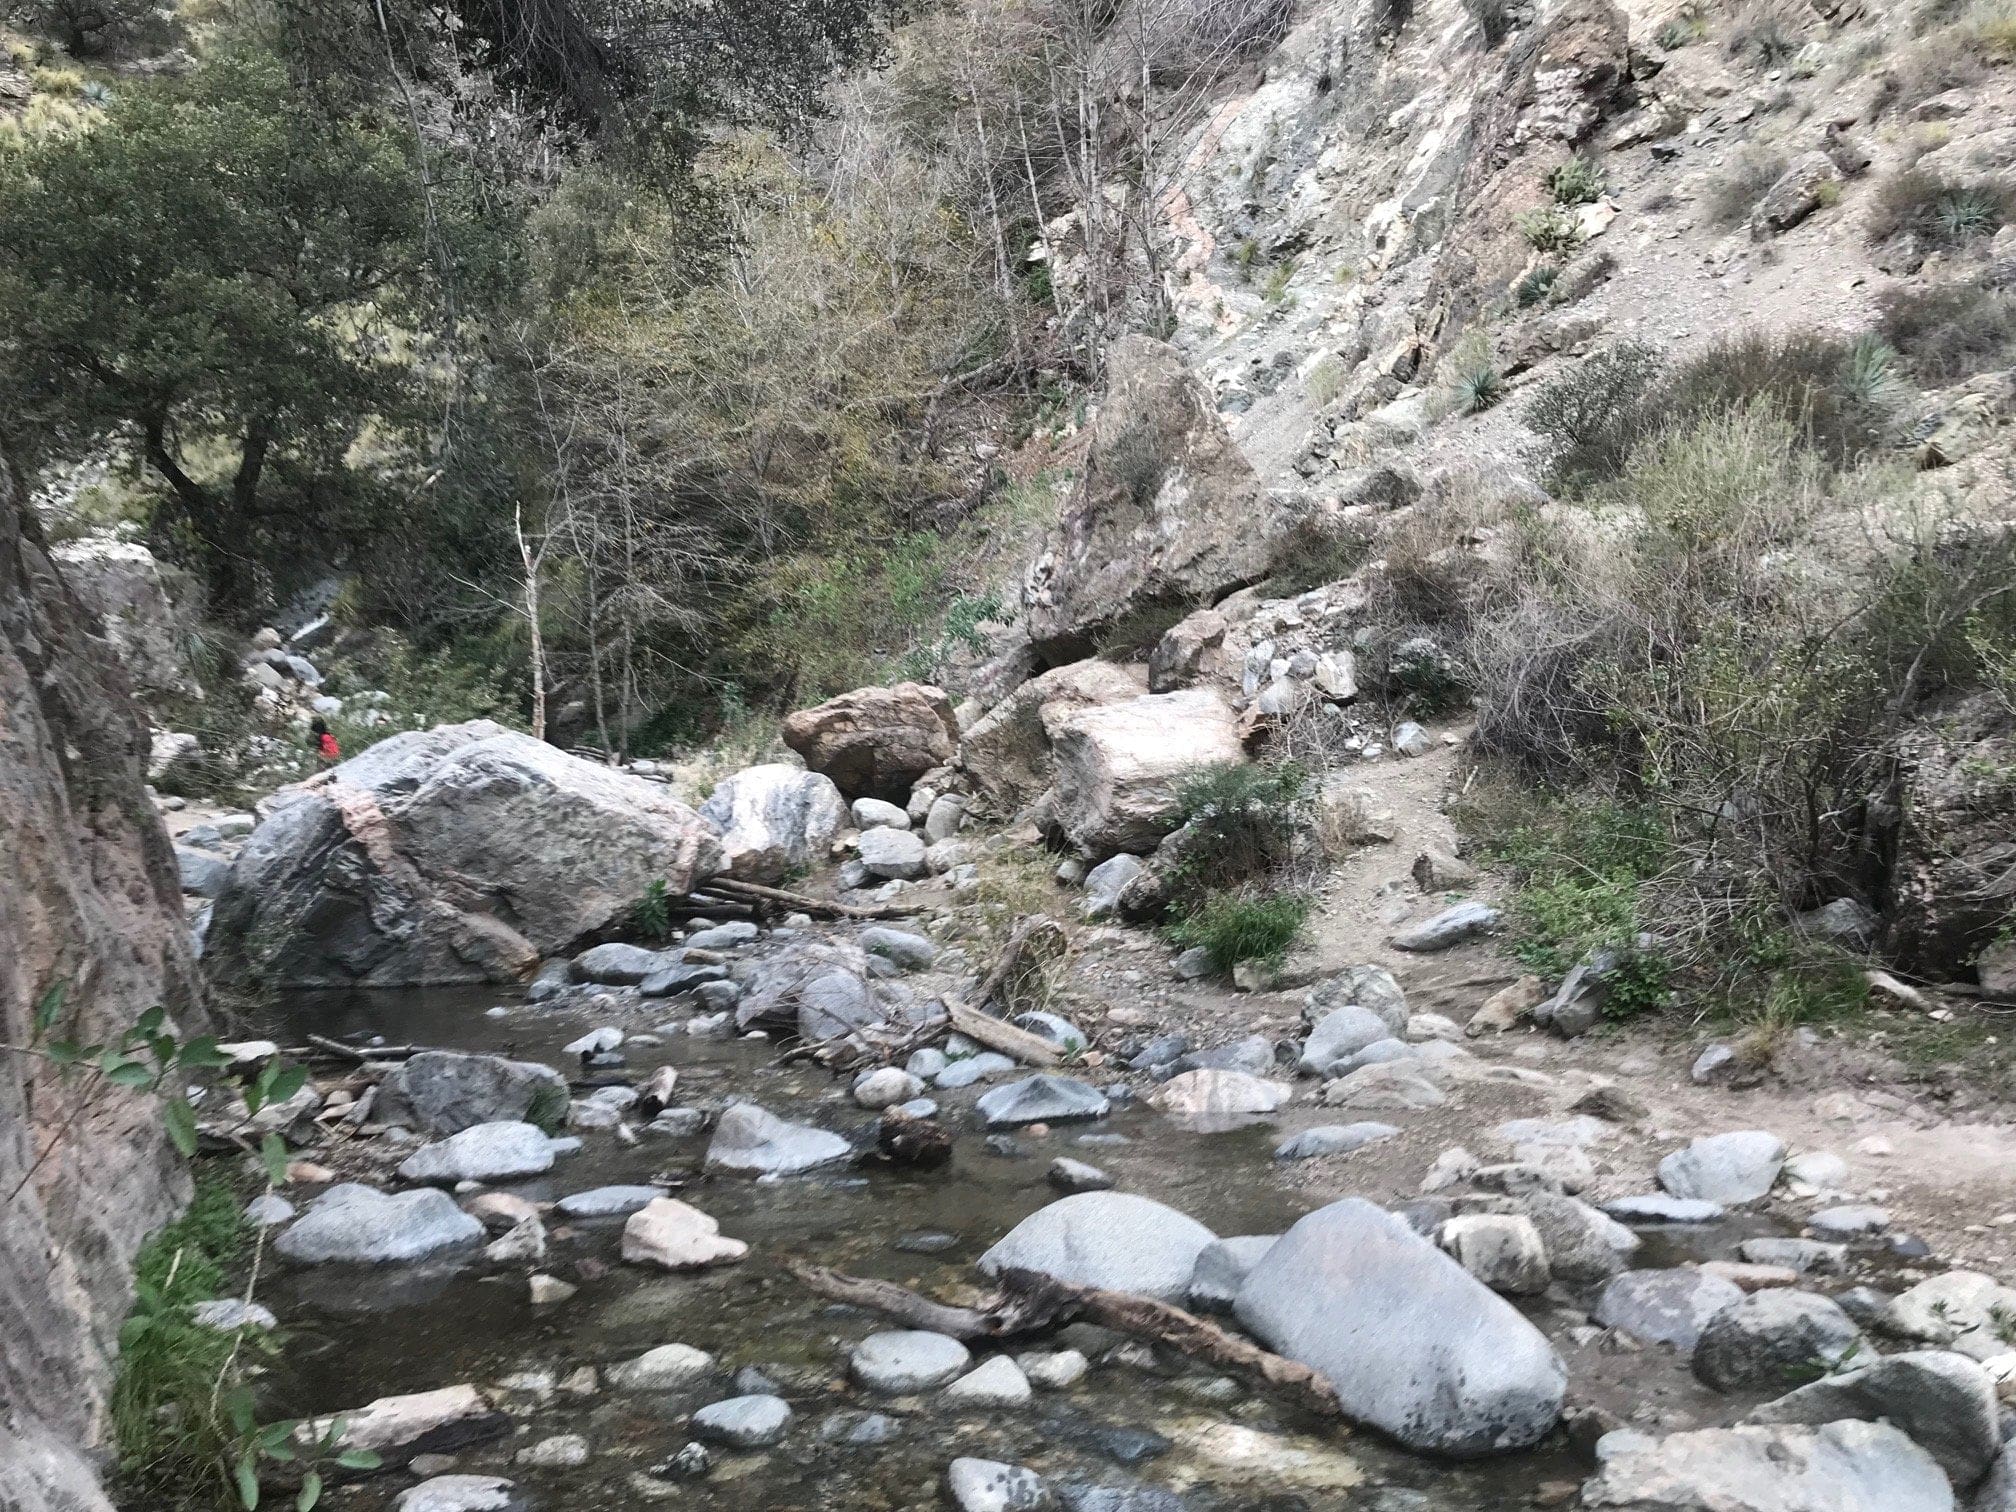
698 764 845 884
1750 1349 1999 1485
1694 1291 1863 1392
1274 1123 1398 1161
1883 1272 2016 1361
1187 1236 1278 1313
859 926 937 971
1049 1158 1115 1193
310 1383 505 1457
1580 1422 1953 1511
277 1184 483 1265
692 1394 792 1449
1014 1012 1091 1053
393 1476 517 1512
1657 1131 1786 1205
1438 1214 1550 1296
643 961 730 998
607 1343 715 1391
943 1356 1033 1408
821 1410 899 1446
1235 1198 1565 1456
854 1067 926 1110
705 1104 852 1175
620 1198 748 1270
1594 1269 1744 1353
1300 1005 1397 1076
573 942 676 985
980 1193 1216 1303
1019 1350 1089 1390
1147 1069 1290 1118
976 1075 1110 1129
1390 902 1497 952
1809 1205 1890 1238
858 827 929 881
397 1121 557 1184
947 1457 1050 1512
1602 1194 1724 1224
375 1051 569 1137
556 1186 664 1219
783 682 959 803
484 1215 546 1264
852 1331 972 1393
1738 1238 1847 1274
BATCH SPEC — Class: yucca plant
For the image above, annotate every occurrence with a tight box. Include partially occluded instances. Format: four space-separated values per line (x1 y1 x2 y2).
1515 264 1559 308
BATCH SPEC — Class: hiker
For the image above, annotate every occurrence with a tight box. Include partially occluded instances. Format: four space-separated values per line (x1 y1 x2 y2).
309 716 341 765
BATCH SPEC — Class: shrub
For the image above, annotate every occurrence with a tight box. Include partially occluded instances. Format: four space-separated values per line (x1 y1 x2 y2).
1705 147 1788 228
1656 14 1708 47
1452 363 1504 413
1876 279 2016 382
1658 329 1896 470
1548 157 1606 207
1463 0 1515 45
1164 889 1311 971
1515 264 1559 307
1516 205 1583 252
1523 340 1665 491
1171 761 1312 895
1729 0 1803 65
1868 168 2016 247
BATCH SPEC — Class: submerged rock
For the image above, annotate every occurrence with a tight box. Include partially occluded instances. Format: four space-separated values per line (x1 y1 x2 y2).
705 1104 852 1175
1234 1198 1566 1456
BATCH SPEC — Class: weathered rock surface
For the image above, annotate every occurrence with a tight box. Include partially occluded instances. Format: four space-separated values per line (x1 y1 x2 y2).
620 1198 748 1269
1594 1268 1743 1353
375 1052 568 1136
1883 1272 2016 1362
958 660 1144 812
1657 1131 1787 1206
976 1075 1111 1128
1049 688 1245 857
276 1184 484 1265
1437 1214 1550 1296
1581 1421 1954 1511
697 764 846 884
782 683 959 802
607 1343 714 1391
1694 1290 1863 1392
692 1394 792 1448
979 1193 1216 1302
1147 1069 1291 1117
1750 1349 2000 1486
1235 1198 1566 1456
49 537 198 701
208 721 721 988
705 1104 852 1175
397 1121 556 1184
852 1331 972 1393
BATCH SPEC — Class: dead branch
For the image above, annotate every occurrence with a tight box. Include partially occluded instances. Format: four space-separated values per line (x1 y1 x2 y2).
783 1260 1343 1420
705 877 928 921
944 998 1062 1067
971 913 1070 1016
300 1034 423 1064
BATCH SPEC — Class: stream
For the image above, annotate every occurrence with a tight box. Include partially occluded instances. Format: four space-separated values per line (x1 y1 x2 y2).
247 985 1764 1511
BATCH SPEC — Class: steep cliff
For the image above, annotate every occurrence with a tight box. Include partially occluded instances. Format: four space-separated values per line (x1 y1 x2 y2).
0 450 203 1512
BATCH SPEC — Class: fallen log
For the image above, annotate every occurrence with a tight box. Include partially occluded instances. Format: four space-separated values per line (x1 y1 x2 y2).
944 997 1061 1068
300 1034 423 1064
705 877 925 921
784 1260 1343 1420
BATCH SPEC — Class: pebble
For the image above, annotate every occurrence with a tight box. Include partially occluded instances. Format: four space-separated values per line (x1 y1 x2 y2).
516 1434 589 1467
1019 1349 1089 1390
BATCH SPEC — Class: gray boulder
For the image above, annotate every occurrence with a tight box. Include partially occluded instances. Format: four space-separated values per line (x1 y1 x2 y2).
1658 1131 1787 1205
397 1121 556 1184
1694 1291 1864 1393
1187 1235 1278 1313
851 1331 971 1393
704 1104 851 1176
1594 1268 1744 1353
782 682 959 803
1303 965 1408 1033
979 1193 1215 1302
852 797 910 830
698 764 846 884
684 921 757 951
276 1184 484 1265
1081 854 1145 920
1740 1238 1847 1274
554 1186 665 1219
571 942 673 984
858 827 929 881
1581 1422 1953 1511
859 926 937 971
374 1051 568 1136
1980 1443 2016 1512
734 942 885 1042
1300 1005 1396 1076
1750 1350 2000 1487
175 845 231 898
975 1076 1110 1129
1012 1012 1090 1053
1273 1123 1399 1160
1235 1198 1564 1456
691 1394 793 1449
1458 1192 1638 1284
1390 902 1498 952
1049 690 1246 859
208 722 722 988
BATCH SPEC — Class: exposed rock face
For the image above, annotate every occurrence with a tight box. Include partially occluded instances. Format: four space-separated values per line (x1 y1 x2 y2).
1022 335 1298 664
374 1051 569 1135
1236 1199 1564 1456
48 536 200 702
781 682 960 802
957 660 1145 814
698 764 846 883
1581 1422 1954 1511
206 721 721 988
1 453 203 1512
1049 688 1245 857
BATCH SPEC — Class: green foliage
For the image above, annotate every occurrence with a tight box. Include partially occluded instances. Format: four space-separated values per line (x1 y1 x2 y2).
1515 205 1583 252
1656 13 1709 47
1170 761 1311 898
1514 264 1559 308
631 879 673 941
1452 364 1504 414
1869 168 2016 247
1522 341 1665 491
1547 158 1606 207
1877 278 2016 382
1164 890 1311 972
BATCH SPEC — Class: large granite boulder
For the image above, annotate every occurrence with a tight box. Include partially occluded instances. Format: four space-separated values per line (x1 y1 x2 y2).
1749 1350 2000 1487
49 537 199 702
1050 689 1245 858
1694 1290 1863 1392
1581 1422 1953 1511
1233 1198 1566 1457
206 721 722 988
781 683 959 802
698 764 846 883
957 660 1145 813
1022 335 1298 664
373 1052 568 1136
979 1193 1216 1302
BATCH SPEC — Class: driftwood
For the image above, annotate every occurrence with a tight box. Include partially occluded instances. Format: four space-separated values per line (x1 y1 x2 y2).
971 914 1069 1016
784 1260 1344 1421
705 877 925 921
944 998 1061 1068
301 1034 423 1064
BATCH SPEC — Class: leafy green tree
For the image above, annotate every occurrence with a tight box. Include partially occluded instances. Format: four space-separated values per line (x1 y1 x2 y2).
0 48 489 615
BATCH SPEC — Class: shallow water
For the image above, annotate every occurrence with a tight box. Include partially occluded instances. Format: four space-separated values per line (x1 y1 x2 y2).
253 989 1641 1510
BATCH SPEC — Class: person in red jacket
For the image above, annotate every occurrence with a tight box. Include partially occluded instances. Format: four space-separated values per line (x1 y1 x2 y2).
308 716 341 765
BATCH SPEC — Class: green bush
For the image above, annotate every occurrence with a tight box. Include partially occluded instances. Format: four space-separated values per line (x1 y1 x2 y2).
1515 205 1583 252
1170 761 1311 896
1877 279 2016 382
1658 329 1895 471
1514 264 1559 307
1164 889 1311 971
1868 168 2016 247
1522 340 1665 491
1547 158 1606 207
